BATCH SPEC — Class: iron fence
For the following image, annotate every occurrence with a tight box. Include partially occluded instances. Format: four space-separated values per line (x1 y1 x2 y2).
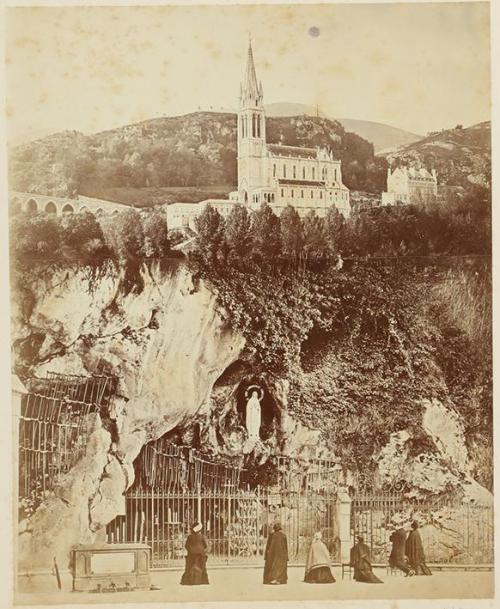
106 486 340 568
18 372 117 518
351 492 494 565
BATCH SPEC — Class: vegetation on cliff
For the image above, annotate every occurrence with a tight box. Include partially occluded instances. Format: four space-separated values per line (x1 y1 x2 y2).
188 199 491 487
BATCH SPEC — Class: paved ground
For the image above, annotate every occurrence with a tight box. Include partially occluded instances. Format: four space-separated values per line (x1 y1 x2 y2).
14 566 494 606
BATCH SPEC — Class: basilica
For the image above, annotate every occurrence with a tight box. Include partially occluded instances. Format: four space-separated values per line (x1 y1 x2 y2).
167 42 350 230
229 41 350 217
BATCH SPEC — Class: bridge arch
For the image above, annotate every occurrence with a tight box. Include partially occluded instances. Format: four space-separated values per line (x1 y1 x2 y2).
45 201 57 214
62 203 74 215
94 208 104 215
26 198 38 213
79 206 90 214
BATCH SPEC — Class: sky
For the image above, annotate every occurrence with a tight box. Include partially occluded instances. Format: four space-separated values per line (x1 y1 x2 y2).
5 2 491 143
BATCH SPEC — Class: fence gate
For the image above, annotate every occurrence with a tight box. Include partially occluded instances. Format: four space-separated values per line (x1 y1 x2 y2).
351 492 494 565
107 486 340 568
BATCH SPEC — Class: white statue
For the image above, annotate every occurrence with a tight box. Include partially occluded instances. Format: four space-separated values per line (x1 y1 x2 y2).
245 385 263 442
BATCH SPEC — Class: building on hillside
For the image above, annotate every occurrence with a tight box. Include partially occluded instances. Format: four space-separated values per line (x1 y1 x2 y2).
381 166 438 206
167 41 350 230
229 41 350 218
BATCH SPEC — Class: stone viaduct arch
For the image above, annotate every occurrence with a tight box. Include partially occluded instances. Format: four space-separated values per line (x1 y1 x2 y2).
9 192 128 217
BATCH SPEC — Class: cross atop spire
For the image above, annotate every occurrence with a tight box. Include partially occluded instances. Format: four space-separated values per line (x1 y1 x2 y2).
241 38 263 107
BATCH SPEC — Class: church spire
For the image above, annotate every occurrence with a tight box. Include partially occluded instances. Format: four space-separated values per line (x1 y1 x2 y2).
241 38 263 107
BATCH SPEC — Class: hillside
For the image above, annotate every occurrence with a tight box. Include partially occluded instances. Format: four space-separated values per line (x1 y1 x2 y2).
8 112 387 202
382 122 491 188
265 102 422 152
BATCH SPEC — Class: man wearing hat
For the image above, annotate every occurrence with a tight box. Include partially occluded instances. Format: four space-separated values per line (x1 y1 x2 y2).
180 522 209 585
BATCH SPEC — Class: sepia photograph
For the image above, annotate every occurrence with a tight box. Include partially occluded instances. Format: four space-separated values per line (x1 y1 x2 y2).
2 1 495 607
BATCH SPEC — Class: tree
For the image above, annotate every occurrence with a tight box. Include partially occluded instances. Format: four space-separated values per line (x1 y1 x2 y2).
142 210 170 257
302 210 327 262
194 204 226 266
324 206 347 254
250 203 282 264
106 209 145 262
10 213 62 268
60 211 109 266
225 204 251 259
280 205 304 261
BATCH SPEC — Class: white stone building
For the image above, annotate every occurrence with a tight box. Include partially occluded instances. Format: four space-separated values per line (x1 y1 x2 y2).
381 166 438 206
230 42 350 218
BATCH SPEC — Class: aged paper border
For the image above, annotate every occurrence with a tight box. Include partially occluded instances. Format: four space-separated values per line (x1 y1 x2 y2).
0 1 497 608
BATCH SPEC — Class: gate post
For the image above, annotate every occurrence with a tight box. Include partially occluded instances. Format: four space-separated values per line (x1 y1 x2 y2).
337 487 352 564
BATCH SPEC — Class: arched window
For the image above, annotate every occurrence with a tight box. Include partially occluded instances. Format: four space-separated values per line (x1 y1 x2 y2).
271 193 275 202
62 203 74 214
257 114 261 138
310 191 314 199
26 199 38 213
319 191 323 200
283 165 286 178
293 166 296 179
322 167 327 180
281 189 284 197
273 164 276 178
301 190 304 198
312 167 316 180
291 189 294 198
45 201 57 214
334 168 338 182
302 167 306 179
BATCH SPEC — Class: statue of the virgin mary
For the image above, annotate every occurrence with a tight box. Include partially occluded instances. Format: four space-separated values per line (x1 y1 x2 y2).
245 385 263 442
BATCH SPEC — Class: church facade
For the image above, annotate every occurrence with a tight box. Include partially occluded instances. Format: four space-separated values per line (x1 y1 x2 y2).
230 42 350 218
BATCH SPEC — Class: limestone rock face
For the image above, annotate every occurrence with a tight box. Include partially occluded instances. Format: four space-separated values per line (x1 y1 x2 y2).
13 261 246 571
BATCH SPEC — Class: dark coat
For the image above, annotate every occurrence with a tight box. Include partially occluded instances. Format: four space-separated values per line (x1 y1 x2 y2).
263 530 288 584
180 532 209 585
350 542 383 584
405 528 432 575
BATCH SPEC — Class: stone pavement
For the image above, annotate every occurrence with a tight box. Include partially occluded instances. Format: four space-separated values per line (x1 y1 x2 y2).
15 566 494 606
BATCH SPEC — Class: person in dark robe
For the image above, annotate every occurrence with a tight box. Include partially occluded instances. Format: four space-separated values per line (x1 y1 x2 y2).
180 523 209 585
304 532 336 583
350 536 383 583
405 521 432 575
263 523 288 584
389 525 414 576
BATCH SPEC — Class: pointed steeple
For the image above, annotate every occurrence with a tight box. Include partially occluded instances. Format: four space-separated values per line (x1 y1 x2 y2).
241 38 263 107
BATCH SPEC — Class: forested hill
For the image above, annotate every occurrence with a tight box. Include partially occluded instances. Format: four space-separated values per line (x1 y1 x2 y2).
382 122 491 189
8 112 387 201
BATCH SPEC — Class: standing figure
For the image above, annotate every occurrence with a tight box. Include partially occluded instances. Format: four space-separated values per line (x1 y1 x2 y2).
350 536 383 583
389 525 413 576
245 386 263 442
405 521 432 575
180 523 209 585
263 523 288 584
304 532 336 584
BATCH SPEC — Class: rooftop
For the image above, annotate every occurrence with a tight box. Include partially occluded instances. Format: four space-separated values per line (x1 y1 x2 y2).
267 144 317 159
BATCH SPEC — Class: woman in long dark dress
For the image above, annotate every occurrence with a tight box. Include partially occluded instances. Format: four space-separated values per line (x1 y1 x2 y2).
304 532 336 583
405 521 432 575
180 523 209 585
263 523 288 584
350 536 383 583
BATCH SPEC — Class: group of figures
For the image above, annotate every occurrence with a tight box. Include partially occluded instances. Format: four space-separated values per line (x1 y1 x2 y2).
179 520 432 587
180 522 336 586
350 521 432 584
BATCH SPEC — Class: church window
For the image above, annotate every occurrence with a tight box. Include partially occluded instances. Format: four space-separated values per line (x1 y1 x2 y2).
271 193 275 202
291 189 294 198
293 166 296 179
302 167 306 179
283 165 286 178
301 190 304 198
312 167 316 180
319 191 323 199
322 167 327 180
273 164 276 177
281 188 284 197
334 168 338 181
257 115 261 137
310 190 314 199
